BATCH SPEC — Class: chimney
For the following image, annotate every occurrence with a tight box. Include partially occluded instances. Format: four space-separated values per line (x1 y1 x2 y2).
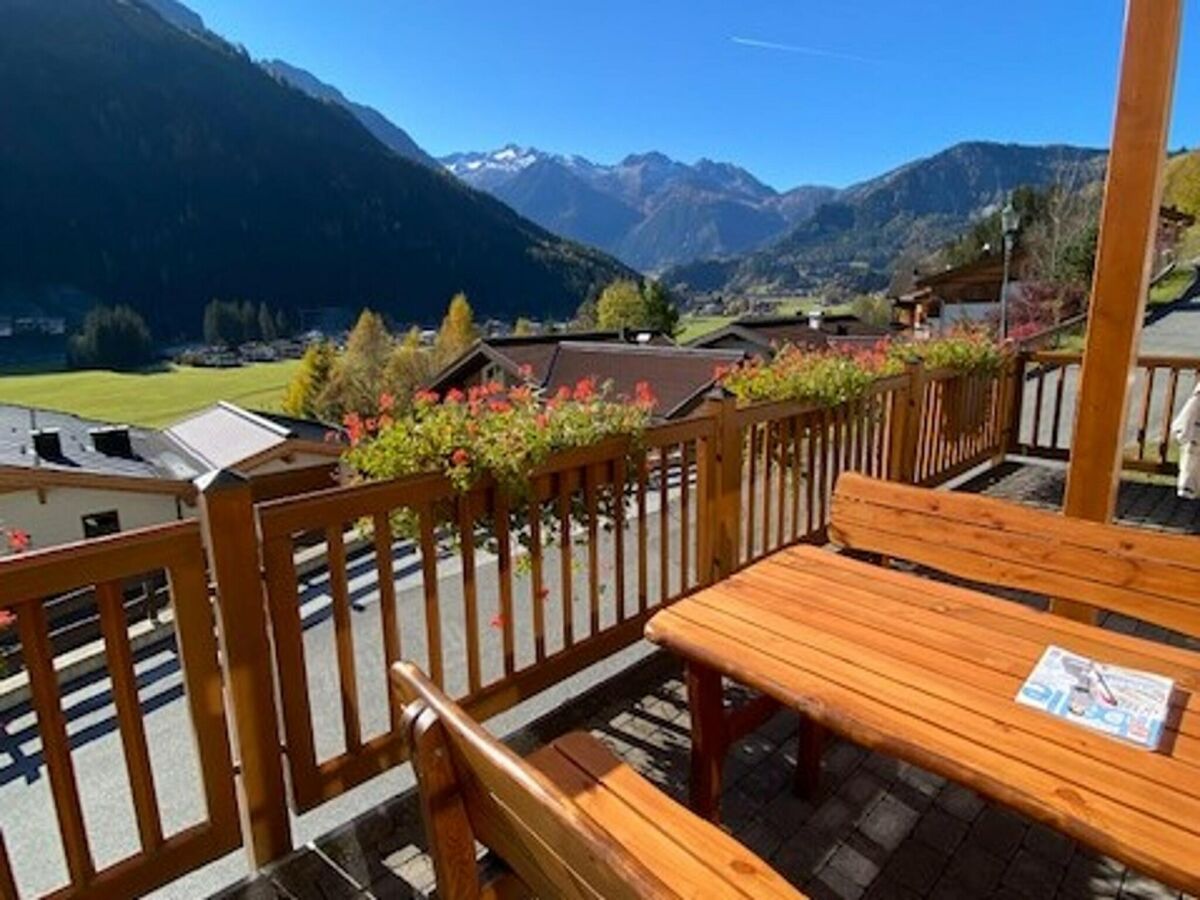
808 311 823 331
91 427 134 459
31 428 63 460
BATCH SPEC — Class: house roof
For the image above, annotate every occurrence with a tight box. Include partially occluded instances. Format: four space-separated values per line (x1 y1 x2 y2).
690 314 889 356
0 404 202 489
428 329 674 393
163 401 340 472
541 342 745 419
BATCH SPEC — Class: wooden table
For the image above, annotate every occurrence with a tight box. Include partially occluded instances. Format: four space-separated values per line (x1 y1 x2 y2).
644 544 1200 894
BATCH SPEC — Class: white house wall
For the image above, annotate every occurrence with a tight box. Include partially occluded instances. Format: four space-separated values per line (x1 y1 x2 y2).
0 486 188 552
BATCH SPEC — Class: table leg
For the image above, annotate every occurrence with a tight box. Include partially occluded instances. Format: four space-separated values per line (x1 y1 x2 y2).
793 715 827 798
686 662 727 822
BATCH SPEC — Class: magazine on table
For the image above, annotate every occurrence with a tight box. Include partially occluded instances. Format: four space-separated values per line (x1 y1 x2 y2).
1015 645 1174 751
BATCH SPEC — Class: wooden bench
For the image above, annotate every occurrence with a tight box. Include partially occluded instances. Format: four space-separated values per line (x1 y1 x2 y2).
390 660 805 899
645 472 1200 893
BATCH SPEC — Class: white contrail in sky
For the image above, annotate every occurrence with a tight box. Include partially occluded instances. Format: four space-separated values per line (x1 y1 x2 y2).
730 36 884 65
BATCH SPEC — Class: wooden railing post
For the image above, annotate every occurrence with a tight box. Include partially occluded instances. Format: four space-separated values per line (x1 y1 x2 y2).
197 469 292 867
699 392 741 581
1004 352 1028 455
889 360 925 484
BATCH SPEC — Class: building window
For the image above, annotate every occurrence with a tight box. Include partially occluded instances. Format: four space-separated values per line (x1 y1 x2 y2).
481 362 505 386
82 510 120 539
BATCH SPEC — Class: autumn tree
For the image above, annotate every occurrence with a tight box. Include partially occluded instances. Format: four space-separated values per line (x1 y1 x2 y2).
513 317 536 336
596 280 645 329
384 326 437 406
282 340 337 419
435 292 477 363
320 309 394 415
597 279 679 332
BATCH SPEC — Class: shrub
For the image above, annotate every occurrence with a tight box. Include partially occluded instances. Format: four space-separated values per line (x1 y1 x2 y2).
346 376 655 499
719 332 1009 406
720 343 902 407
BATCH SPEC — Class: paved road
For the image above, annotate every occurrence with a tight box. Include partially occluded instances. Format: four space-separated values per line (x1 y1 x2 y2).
0 482 700 899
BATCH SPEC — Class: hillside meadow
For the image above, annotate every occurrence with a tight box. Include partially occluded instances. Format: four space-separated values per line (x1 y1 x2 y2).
0 361 300 428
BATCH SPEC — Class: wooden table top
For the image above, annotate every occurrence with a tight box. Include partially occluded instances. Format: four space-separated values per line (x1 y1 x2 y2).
645 544 1200 893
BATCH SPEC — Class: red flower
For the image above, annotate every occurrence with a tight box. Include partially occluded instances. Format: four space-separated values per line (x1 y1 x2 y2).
536 587 550 602
5 529 30 554
343 412 364 446
413 389 439 406
451 448 470 467
634 381 656 409
446 388 466 404
489 613 506 630
555 385 572 402
378 392 395 412
487 399 512 414
484 380 504 396
535 413 550 429
517 363 534 380
0 609 13 630
573 377 596 401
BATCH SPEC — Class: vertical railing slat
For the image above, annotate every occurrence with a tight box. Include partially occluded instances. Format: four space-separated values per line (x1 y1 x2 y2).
417 505 444 688
96 580 164 853
614 456 628 620
372 513 401 729
325 525 362 751
528 491 546 663
17 602 95 887
1159 366 1181 465
745 424 758 560
637 454 649 613
494 489 516 677
585 465 601 637
658 448 670 600
558 475 575 648
761 421 773 553
456 497 482 694
679 443 691 591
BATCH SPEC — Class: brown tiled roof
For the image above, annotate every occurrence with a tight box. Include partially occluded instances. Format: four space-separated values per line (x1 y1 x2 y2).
428 330 673 392
690 315 888 357
541 343 745 419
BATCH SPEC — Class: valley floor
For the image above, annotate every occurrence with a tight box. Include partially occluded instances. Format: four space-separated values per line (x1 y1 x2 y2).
0 360 300 428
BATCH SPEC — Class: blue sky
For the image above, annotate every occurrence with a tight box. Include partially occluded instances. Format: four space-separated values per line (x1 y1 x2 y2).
185 0 1198 190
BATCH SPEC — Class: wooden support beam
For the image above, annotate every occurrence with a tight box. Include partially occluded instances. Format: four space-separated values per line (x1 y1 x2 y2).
198 469 293 866
1060 0 1182 621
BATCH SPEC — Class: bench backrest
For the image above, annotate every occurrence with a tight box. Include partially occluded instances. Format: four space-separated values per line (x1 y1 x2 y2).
390 661 672 900
829 473 1200 637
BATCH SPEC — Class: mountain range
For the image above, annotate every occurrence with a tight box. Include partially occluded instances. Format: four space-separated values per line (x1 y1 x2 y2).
663 142 1109 295
442 147 837 271
0 0 631 337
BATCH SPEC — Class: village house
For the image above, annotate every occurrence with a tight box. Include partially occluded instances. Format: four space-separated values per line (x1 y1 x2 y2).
0 401 341 551
688 312 891 359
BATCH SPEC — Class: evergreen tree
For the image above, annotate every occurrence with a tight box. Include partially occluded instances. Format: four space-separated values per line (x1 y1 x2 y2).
258 302 277 341
240 300 258 343
275 308 292 339
68 305 155 370
642 280 680 334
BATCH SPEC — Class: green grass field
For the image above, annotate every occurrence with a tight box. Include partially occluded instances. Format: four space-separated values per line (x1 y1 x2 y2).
0 361 300 427
1149 265 1196 306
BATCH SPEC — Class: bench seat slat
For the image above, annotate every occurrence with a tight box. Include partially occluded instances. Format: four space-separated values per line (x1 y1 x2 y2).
529 733 799 900
647 591 1200 893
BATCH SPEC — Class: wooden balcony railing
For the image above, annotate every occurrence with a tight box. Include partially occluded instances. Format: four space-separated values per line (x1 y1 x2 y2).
0 358 1046 899
0 523 239 900
1014 351 1200 475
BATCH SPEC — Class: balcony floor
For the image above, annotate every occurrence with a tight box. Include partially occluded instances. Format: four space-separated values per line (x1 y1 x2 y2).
206 461 1198 900
213 649 1195 900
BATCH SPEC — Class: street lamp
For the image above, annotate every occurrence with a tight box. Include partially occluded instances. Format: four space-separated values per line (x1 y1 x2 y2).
999 193 1021 340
